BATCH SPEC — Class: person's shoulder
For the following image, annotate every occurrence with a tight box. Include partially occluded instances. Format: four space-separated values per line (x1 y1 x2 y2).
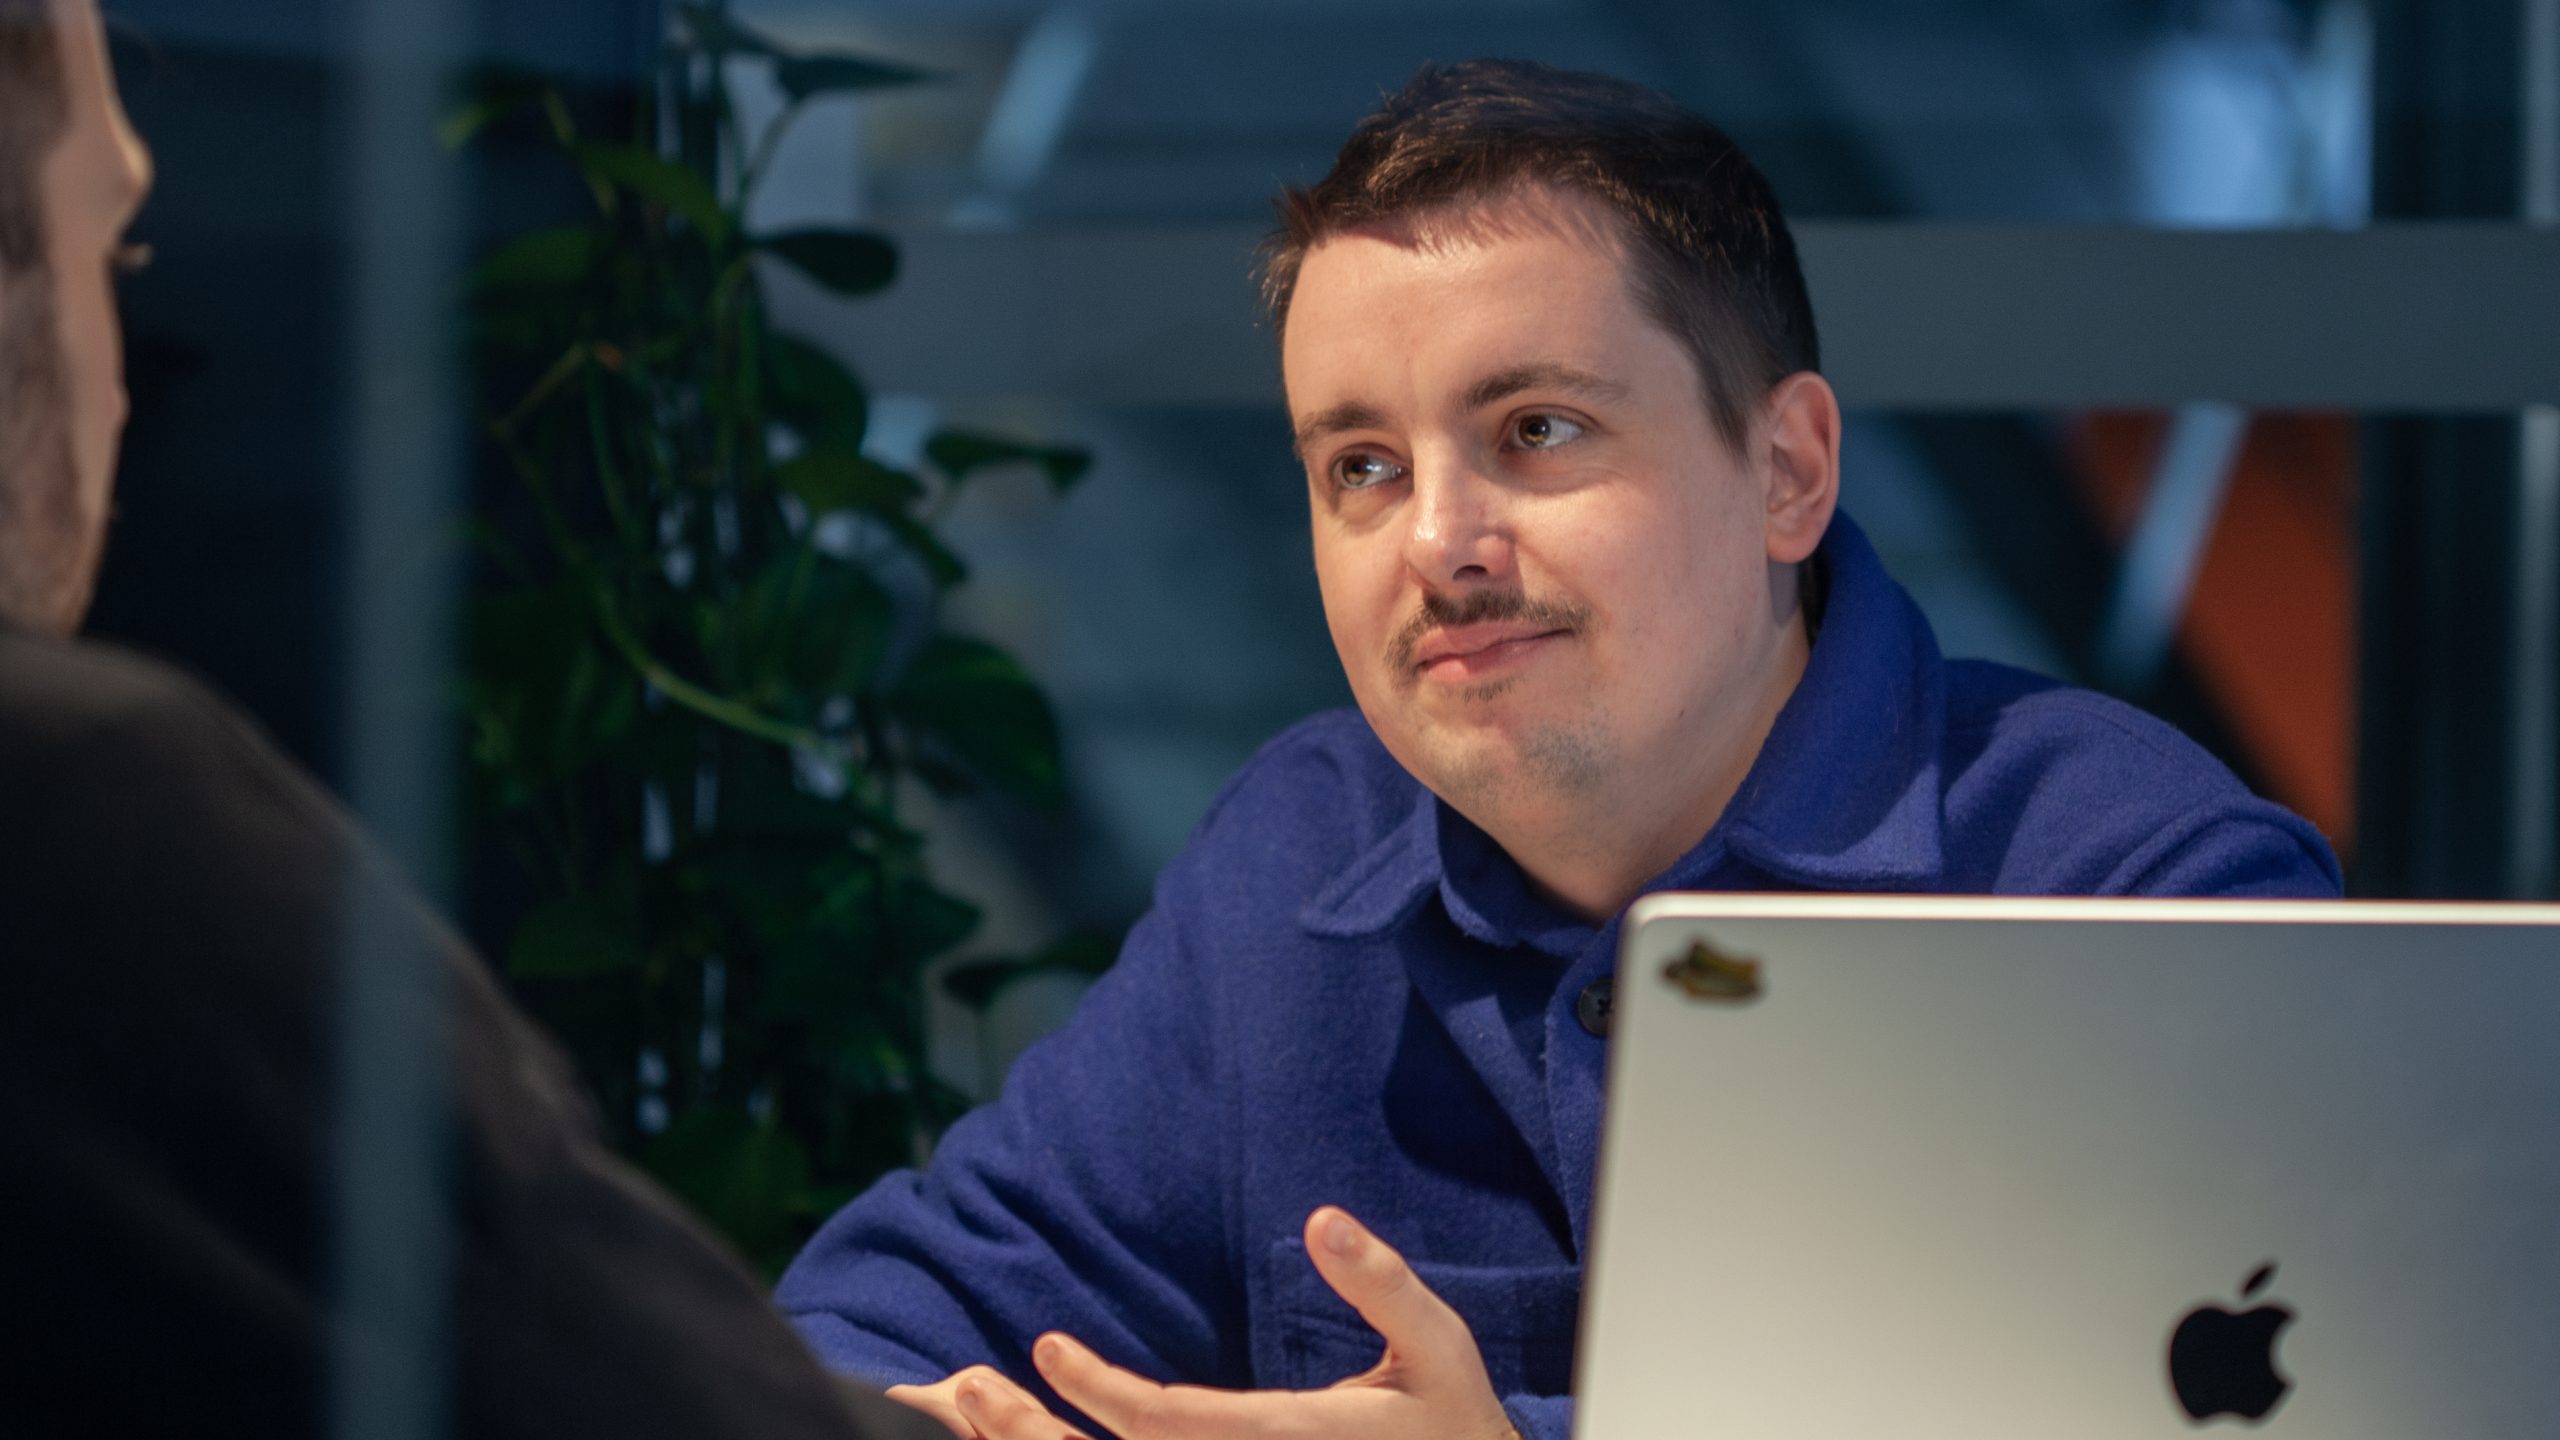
1201 708 1409 824
0 629 323 819
0 629 354 918
1942 658 2218 775
1936 658 2341 895
0 626 226 731
1172 707 1418 876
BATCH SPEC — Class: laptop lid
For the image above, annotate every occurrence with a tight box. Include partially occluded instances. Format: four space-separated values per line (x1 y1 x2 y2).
1576 897 2560 1440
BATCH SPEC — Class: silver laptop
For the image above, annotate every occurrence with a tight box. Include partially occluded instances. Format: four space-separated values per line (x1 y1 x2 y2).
1576 896 2560 1439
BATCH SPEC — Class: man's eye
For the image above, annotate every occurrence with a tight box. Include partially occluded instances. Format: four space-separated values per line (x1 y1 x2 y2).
1510 413 1585 450
1332 452 1406 491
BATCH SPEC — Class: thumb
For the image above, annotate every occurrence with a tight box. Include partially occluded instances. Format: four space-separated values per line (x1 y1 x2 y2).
1302 1206 1483 1382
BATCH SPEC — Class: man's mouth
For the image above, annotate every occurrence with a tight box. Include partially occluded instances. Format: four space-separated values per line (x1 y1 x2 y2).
1411 622 1572 680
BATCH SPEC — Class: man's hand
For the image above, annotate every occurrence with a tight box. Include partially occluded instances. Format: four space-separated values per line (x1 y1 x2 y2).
886 1365 1066 1439
890 1206 1520 1440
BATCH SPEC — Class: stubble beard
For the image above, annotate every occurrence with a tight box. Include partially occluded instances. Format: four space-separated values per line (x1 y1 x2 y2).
0 261 96 635
1424 699 1613 814
1385 584 1615 815
1404 664 1617 823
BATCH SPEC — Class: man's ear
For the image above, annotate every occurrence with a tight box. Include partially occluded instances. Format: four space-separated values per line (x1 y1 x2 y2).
1757 371 1841 565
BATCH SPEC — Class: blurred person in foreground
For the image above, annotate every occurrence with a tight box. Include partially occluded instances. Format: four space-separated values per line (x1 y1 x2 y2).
0 1 937 1435
776 60 2345 1440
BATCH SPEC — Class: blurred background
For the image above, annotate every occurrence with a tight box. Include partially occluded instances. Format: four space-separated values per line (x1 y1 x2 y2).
87 0 2560 1252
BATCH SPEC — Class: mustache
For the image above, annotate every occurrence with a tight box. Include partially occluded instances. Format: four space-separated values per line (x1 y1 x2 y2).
1388 588 1590 671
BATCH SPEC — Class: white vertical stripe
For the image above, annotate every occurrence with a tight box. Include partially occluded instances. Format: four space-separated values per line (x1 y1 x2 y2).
2095 404 2251 693
332 0 465 1431
2514 407 2559 897
2512 1 2560 897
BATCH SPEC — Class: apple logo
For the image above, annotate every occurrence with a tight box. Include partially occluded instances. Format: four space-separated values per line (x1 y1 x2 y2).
2167 1262 2295 1424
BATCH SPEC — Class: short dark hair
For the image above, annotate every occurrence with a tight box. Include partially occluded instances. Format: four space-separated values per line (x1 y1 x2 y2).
1261 59 1819 454
0 0 72 273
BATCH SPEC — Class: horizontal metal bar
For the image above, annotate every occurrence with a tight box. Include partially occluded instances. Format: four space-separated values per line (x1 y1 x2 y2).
1802 225 2560 410
778 222 2560 411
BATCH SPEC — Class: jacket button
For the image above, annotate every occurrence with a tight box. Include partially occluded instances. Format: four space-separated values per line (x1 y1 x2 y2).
1576 977 1614 1037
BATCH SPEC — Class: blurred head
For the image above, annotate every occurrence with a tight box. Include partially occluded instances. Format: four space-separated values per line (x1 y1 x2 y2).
1272 61 1839 851
0 0 148 635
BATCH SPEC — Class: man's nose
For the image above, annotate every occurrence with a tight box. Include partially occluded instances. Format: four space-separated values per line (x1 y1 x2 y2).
1403 457 1514 586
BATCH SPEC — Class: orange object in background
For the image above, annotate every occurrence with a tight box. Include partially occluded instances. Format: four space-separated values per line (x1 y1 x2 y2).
2070 412 2358 856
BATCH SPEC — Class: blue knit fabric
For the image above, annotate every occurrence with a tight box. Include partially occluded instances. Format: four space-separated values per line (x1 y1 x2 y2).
776 512 2341 1438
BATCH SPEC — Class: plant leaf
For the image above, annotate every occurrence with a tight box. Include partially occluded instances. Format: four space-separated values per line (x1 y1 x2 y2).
469 225 597 292
507 896 646 979
776 52 939 102
907 751 978 801
674 2 784 57
441 70 552 151
765 332 868 449
788 861 980 970
757 229 899 297
890 874 983 966
939 931 1117 1011
888 635 1063 806
638 1108 812 1263
571 141 730 241
760 934 874 1041
790 556 898 699
941 959 1029 1010
1032 928 1121 977
465 584 634 785
711 547 898 703
873 510 968 587
925 429 1093 494
776 446 921 516
441 96 523 153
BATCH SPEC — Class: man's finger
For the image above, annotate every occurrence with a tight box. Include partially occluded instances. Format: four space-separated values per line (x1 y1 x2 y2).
886 1366 1064 1440
1029 1333 1162 1434
1301 1206 1475 1375
883 1380 975 1438
1033 1332 1255 1439
955 1367 1094 1440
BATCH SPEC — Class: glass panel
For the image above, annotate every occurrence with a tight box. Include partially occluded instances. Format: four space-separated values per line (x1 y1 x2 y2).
744 0 2377 227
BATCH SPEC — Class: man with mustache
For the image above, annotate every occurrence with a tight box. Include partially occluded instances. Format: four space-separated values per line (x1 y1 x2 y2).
0 1 937 1434
780 60 2342 1440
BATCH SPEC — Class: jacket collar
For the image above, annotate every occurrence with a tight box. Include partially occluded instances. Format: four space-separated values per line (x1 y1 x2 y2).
1715 510 1948 892
1299 510 1948 948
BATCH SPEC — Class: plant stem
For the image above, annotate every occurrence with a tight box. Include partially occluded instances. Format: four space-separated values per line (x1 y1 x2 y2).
591 593 844 758
493 343 592 440
740 97 809 207
493 432 845 760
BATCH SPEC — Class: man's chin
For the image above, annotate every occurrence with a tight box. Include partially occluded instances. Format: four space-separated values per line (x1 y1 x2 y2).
1428 676 1521 709
1391 711 1615 814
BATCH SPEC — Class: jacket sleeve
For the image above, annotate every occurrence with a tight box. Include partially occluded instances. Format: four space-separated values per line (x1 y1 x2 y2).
776 844 1247 1407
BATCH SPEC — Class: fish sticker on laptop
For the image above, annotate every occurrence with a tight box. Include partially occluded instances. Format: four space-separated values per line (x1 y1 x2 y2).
1662 937 1764 1003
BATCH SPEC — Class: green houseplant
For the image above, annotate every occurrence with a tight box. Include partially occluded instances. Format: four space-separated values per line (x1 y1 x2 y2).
454 1 1095 1273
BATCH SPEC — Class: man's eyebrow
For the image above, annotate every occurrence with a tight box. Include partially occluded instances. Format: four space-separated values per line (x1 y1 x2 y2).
1288 364 1627 461
1460 361 1630 413
1291 400 1391 461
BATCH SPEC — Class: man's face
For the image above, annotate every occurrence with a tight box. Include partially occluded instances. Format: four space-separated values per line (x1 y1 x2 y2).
0 0 148 634
1285 185 1808 828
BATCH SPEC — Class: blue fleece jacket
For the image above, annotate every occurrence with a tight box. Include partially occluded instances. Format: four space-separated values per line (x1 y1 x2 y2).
775 512 2342 1439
